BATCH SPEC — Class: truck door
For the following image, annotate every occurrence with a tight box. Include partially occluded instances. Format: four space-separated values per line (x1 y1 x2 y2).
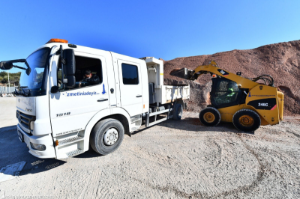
117 60 143 116
49 52 109 137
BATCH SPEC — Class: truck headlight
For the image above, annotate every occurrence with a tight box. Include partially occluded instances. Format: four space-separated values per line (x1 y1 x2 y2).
30 121 34 130
30 143 46 151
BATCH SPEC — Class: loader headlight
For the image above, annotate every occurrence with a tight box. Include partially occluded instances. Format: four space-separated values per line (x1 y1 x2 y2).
30 143 46 151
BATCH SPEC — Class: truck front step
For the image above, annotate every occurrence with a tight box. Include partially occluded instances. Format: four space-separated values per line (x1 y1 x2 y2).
55 134 85 159
57 136 84 148
67 149 84 157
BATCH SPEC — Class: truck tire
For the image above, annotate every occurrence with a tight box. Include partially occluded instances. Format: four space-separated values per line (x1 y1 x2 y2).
199 107 221 126
90 118 124 155
173 103 183 120
232 109 261 132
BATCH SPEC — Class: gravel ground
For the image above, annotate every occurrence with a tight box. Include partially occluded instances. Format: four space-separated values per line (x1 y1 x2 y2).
0 98 300 198
0 97 17 127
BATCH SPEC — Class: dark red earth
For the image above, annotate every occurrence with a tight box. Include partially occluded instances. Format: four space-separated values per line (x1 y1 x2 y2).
163 40 300 116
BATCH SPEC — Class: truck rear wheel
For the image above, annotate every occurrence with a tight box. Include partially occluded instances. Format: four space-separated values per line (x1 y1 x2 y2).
173 103 183 120
199 107 221 126
90 118 124 155
232 109 261 132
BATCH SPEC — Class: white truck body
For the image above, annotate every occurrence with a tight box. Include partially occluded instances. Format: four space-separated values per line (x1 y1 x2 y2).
6 40 190 159
144 57 190 105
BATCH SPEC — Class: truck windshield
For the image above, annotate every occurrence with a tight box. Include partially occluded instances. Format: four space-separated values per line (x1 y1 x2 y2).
18 48 50 95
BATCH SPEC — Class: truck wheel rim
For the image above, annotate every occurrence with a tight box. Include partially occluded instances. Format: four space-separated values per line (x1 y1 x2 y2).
203 112 215 123
239 115 254 127
104 128 119 146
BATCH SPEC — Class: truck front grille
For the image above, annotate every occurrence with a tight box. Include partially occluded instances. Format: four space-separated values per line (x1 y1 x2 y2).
16 110 36 135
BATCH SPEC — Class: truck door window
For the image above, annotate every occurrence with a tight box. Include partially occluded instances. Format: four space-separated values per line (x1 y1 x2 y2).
58 56 102 90
121 63 139 85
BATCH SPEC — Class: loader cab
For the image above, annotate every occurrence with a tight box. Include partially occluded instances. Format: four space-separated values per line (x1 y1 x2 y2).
210 77 247 108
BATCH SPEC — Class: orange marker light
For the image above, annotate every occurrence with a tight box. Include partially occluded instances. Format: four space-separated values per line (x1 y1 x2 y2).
55 140 59 146
47 38 68 44
212 74 217 78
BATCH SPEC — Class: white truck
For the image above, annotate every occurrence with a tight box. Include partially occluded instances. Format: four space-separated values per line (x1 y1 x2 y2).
0 39 190 159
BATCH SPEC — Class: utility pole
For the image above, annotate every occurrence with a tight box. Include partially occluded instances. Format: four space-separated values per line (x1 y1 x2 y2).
8 71 10 93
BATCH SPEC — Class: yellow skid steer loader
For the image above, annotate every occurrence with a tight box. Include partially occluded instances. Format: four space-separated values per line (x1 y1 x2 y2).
174 61 284 132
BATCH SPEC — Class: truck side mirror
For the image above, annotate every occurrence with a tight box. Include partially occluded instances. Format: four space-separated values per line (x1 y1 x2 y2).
51 86 59 93
63 49 76 88
26 67 31 75
0 61 13 70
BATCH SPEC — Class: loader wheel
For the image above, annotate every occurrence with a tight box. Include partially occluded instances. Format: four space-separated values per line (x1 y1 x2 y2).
199 107 221 126
232 109 261 132
173 103 183 120
90 118 124 155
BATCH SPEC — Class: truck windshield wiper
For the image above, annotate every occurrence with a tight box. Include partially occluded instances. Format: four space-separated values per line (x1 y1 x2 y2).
15 86 30 96
21 87 31 96
14 88 23 96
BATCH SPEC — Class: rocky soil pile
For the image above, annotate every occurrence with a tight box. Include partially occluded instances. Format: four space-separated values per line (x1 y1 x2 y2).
163 40 300 115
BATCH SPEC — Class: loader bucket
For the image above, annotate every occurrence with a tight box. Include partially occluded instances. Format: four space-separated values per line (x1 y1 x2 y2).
170 68 195 80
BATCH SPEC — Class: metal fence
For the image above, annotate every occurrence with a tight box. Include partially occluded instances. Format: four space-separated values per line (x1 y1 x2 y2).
0 86 16 94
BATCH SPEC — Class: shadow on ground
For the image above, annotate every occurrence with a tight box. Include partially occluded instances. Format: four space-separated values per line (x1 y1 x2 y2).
0 125 66 177
74 148 100 159
132 117 255 136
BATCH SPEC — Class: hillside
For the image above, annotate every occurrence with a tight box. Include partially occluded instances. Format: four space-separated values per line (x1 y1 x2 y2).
163 40 300 116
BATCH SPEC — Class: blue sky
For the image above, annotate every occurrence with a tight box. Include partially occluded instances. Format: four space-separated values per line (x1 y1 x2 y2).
1 0 299 73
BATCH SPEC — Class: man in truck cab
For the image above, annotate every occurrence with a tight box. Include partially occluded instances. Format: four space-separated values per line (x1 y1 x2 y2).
81 69 100 85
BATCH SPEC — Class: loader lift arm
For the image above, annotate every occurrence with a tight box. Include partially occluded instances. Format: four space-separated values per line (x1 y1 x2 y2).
187 61 259 89
186 61 275 88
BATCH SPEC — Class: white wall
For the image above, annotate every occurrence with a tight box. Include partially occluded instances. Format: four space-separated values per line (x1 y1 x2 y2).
0 86 16 94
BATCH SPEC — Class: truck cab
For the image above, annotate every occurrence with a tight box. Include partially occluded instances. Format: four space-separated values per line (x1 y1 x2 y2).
1 39 190 159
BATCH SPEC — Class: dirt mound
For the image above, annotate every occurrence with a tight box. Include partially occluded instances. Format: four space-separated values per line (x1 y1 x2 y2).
164 40 300 116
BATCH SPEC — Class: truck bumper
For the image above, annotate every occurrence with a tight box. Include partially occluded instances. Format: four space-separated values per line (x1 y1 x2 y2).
17 124 56 159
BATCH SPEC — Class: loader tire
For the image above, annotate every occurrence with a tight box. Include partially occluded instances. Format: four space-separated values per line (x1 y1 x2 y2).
232 109 261 132
173 103 183 120
90 118 124 155
199 107 221 126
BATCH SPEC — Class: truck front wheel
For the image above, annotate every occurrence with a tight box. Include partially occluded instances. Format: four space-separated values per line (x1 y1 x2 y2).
90 118 124 155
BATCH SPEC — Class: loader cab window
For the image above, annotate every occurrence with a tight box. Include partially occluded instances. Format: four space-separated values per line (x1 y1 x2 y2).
121 63 139 85
58 56 102 90
211 78 241 108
